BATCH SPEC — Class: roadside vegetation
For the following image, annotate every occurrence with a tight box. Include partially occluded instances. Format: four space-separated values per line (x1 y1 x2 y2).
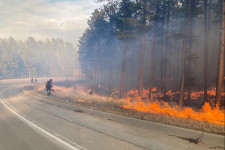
26 80 224 135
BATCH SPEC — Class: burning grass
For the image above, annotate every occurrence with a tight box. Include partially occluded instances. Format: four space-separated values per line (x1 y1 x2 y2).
28 83 225 135
121 89 224 125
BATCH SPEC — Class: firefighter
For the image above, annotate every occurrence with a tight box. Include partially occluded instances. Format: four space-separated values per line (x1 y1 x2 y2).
45 79 53 95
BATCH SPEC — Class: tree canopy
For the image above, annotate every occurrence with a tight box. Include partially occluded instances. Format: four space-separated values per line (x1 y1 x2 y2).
0 37 77 78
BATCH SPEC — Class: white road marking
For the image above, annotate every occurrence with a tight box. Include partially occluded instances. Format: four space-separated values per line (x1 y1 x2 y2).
0 99 86 150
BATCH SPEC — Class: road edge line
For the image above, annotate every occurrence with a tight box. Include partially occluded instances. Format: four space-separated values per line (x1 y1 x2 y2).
0 98 86 150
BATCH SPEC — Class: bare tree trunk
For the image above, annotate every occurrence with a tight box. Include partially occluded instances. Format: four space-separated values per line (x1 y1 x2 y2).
188 0 196 101
160 31 164 93
132 57 135 87
138 0 147 96
160 15 165 93
215 0 225 108
163 3 170 99
179 1 191 107
204 0 209 102
119 0 129 98
179 39 187 107
149 27 156 100
120 41 127 98
138 31 146 96
187 40 193 101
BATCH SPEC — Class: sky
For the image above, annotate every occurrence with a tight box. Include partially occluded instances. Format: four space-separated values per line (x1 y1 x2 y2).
0 0 104 46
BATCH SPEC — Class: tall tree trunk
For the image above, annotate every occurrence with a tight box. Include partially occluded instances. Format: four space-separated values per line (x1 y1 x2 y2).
160 6 165 93
149 26 156 100
179 39 187 107
138 0 147 96
132 59 134 88
187 0 196 101
120 41 127 98
215 0 225 108
163 3 170 99
160 30 164 93
187 37 193 101
179 1 191 107
204 0 209 102
119 0 129 98
138 31 146 96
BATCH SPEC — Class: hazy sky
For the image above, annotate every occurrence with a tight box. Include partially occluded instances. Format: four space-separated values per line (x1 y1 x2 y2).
0 0 104 46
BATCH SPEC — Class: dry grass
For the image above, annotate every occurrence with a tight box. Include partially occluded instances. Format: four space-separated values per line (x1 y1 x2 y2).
27 85 224 135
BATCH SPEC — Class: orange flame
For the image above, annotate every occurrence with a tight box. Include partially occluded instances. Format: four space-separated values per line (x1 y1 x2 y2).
122 88 224 125
44 85 224 125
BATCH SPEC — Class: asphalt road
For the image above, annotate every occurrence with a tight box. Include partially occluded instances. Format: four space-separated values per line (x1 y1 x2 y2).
0 78 224 150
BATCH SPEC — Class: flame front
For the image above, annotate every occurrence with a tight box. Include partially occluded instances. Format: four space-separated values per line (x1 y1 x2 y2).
42 85 224 125
121 88 224 125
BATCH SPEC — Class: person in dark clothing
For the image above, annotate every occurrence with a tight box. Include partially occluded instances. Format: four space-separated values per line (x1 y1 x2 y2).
45 79 53 95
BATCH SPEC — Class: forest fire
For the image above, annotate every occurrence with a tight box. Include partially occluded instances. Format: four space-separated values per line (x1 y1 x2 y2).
38 84 224 125
121 89 224 125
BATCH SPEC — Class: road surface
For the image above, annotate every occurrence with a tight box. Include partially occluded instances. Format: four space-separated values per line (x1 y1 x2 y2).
0 78 224 150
